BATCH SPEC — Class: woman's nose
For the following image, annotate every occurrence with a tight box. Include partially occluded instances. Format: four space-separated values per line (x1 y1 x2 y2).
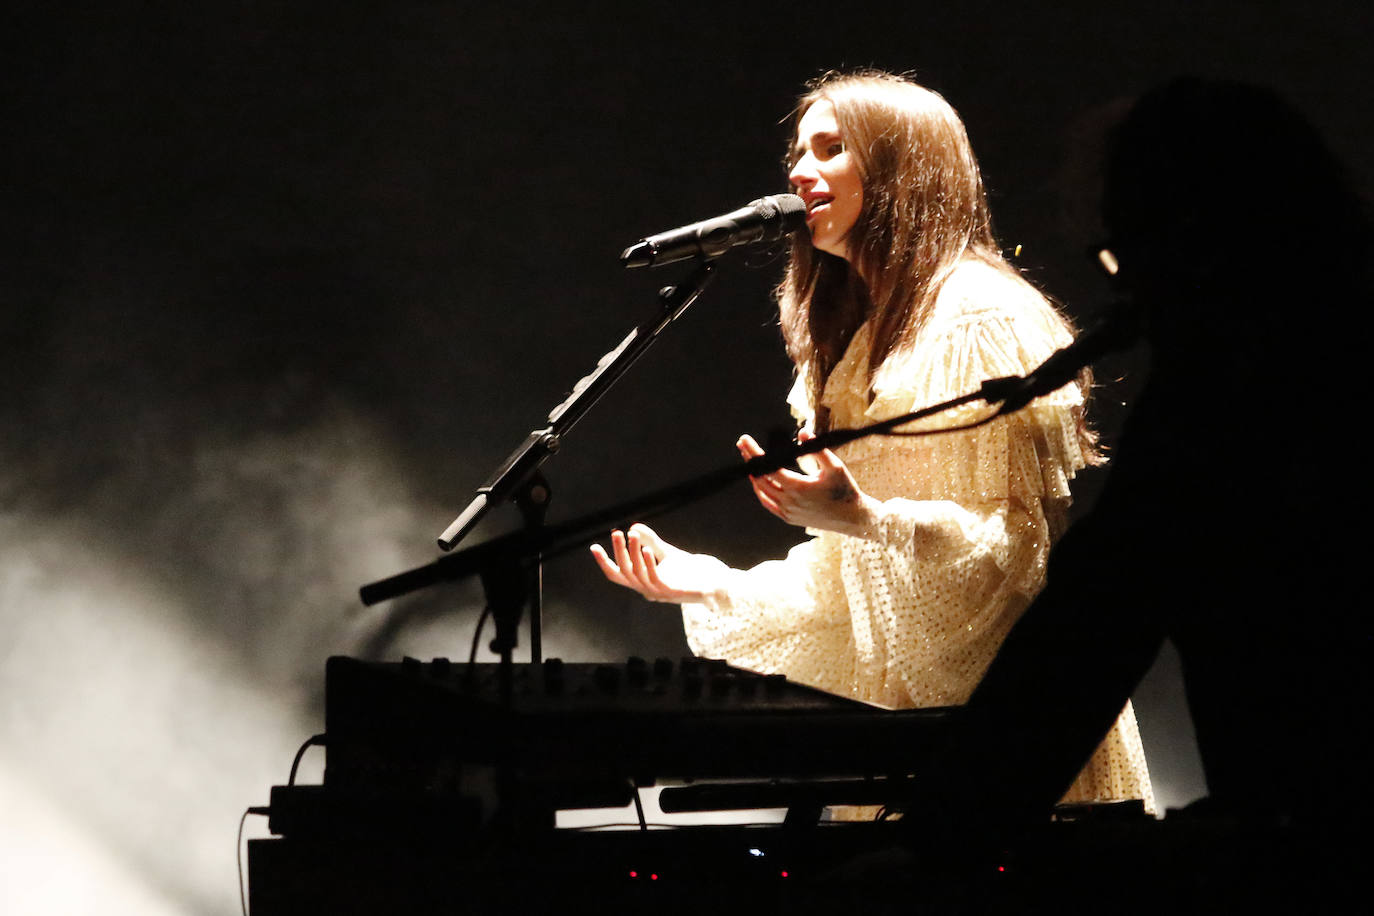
788 155 817 189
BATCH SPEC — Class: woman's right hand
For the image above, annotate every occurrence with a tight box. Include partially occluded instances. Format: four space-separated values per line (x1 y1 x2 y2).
590 523 719 604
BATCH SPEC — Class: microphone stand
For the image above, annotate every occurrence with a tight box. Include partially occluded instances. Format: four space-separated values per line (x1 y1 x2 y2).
363 388 991 609
366 299 1144 611
434 258 719 671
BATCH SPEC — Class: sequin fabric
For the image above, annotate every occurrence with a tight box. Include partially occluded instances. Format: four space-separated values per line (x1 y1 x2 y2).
681 261 1155 813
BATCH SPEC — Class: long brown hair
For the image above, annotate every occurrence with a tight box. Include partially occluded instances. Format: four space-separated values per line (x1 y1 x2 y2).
778 71 1089 443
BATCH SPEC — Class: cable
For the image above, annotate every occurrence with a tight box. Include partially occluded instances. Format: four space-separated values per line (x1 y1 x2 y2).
570 822 682 831
631 781 647 831
287 734 327 786
242 735 326 912
243 736 325 911
566 820 787 832
238 806 270 916
469 604 492 664
876 405 1006 439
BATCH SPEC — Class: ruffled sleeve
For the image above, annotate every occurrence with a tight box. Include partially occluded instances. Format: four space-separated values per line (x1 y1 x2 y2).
847 265 1086 506
681 537 861 698
685 262 1092 704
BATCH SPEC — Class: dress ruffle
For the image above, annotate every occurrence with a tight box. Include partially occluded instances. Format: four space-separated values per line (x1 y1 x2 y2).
687 260 1154 814
788 263 1088 510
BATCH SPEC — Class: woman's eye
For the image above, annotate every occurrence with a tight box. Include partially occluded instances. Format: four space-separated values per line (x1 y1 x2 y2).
824 142 844 158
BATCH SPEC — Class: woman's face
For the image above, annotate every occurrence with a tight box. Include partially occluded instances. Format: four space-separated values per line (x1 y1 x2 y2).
789 100 864 261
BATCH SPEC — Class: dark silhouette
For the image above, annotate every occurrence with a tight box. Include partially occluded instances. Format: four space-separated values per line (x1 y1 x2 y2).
890 77 1373 906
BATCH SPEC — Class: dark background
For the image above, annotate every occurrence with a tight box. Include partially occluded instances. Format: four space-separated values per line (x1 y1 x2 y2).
2 2 1369 912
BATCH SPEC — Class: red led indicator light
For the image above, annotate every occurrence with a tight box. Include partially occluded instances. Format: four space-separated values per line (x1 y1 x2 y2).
780 870 790 878
650 873 659 881
629 871 638 879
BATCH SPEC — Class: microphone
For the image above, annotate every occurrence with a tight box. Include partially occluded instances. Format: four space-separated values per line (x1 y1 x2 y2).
620 194 807 268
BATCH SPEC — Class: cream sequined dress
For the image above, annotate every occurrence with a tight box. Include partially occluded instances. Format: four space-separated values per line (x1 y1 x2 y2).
680 260 1155 813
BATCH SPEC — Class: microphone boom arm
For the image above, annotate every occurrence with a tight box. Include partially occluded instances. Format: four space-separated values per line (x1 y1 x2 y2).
436 259 718 552
369 385 990 608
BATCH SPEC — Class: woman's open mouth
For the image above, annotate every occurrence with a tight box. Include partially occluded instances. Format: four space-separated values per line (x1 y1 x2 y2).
806 196 833 221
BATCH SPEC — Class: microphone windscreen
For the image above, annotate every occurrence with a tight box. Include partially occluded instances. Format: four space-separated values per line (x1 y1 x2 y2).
774 194 806 217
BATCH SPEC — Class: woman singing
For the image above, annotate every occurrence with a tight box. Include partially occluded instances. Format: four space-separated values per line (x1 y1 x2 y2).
592 71 1153 812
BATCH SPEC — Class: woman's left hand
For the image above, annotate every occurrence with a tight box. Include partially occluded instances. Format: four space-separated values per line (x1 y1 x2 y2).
737 432 879 538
